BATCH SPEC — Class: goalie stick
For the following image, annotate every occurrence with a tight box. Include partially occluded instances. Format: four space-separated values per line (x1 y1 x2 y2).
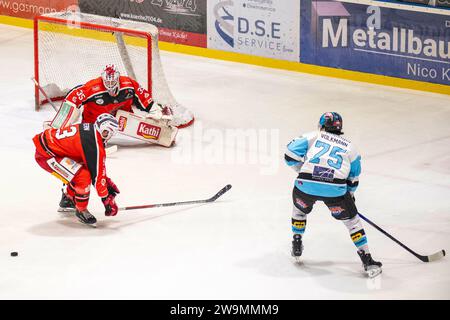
358 213 446 263
31 77 118 155
31 77 58 112
119 184 232 211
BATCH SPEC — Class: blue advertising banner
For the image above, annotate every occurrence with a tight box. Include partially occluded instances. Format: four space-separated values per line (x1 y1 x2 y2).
300 0 450 86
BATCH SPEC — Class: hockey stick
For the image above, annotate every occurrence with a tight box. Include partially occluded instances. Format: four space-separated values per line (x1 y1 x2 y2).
358 213 446 262
31 77 118 156
31 77 58 112
119 184 232 211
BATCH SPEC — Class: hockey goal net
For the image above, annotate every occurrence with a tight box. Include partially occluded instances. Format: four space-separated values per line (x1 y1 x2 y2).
34 11 194 128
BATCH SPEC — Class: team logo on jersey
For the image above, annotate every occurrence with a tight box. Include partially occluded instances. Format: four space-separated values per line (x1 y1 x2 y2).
83 123 90 131
312 166 335 182
295 198 308 209
137 122 161 140
329 206 345 216
118 116 127 131
96 99 104 105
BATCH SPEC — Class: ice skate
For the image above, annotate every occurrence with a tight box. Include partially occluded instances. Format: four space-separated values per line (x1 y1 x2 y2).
291 234 304 262
58 190 76 213
75 209 97 227
358 250 382 278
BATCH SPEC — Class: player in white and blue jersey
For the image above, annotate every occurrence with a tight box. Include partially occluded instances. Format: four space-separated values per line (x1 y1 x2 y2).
285 112 382 277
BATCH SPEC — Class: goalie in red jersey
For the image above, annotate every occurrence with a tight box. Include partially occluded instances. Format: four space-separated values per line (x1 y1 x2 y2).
33 113 120 226
49 64 177 147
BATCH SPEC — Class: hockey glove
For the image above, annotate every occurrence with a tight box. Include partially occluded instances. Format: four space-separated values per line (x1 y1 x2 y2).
147 102 173 121
106 177 120 198
102 194 118 216
161 105 173 121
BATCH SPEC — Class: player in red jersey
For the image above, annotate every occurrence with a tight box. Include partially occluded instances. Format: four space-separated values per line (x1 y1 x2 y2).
50 64 172 129
33 113 120 226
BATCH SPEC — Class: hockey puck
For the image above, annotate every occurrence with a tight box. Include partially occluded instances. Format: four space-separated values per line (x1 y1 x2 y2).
10 252 18 257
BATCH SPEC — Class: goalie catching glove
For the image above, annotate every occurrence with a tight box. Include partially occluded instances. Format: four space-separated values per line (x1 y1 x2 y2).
147 101 173 121
102 177 119 216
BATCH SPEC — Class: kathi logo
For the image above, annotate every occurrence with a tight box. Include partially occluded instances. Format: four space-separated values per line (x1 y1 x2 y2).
137 122 161 140
214 0 234 47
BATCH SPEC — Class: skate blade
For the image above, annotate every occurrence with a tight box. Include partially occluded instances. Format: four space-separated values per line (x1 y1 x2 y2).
291 251 302 263
76 218 97 228
58 207 76 213
366 266 382 278
81 222 97 228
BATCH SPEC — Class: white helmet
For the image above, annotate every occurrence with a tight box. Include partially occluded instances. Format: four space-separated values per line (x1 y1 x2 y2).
101 64 120 96
95 113 119 142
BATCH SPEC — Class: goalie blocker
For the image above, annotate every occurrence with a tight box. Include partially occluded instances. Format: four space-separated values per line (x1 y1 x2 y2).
115 110 178 147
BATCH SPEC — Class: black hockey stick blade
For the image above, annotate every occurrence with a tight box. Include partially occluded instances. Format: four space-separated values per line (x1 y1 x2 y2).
119 184 232 211
359 213 446 263
207 184 232 202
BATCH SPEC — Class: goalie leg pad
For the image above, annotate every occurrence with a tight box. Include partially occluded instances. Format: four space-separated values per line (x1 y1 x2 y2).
49 101 81 129
115 110 178 147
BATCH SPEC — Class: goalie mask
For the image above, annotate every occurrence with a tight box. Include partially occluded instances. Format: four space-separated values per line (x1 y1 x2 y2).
95 113 119 142
102 64 120 97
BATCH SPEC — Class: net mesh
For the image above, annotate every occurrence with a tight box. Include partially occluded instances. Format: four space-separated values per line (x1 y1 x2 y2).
36 11 193 127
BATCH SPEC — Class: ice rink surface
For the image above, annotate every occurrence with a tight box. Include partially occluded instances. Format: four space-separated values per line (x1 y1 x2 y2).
0 24 449 300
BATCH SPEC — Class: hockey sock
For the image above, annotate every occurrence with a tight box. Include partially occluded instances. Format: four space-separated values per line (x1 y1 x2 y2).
292 207 307 235
74 192 90 212
343 216 369 253
66 183 76 199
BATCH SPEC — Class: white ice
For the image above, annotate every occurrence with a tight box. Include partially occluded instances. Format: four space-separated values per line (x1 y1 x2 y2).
0 24 449 300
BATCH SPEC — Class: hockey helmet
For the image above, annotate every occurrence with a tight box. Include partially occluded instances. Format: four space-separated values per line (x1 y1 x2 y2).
102 64 120 96
318 112 343 135
95 113 119 142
